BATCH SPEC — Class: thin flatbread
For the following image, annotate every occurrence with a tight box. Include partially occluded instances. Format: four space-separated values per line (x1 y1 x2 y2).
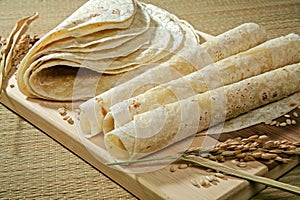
17 0 193 101
104 33 300 132
17 0 137 97
79 23 267 136
104 63 300 160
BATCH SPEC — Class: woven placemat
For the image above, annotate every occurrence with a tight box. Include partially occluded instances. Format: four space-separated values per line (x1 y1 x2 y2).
0 104 136 199
0 0 299 199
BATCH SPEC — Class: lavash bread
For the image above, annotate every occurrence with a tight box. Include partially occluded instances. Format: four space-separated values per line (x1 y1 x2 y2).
17 0 136 99
103 33 300 133
104 63 300 160
79 22 268 136
200 22 267 61
206 92 300 134
17 0 199 100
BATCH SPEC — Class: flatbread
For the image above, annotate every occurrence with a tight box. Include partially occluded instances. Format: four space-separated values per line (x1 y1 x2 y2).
79 22 267 136
17 0 192 100
104 63 300 160
104 33 300 132
17 0 137 97
200 92 300 135
28 61 156 100
201 23 267 61
32 4 152 58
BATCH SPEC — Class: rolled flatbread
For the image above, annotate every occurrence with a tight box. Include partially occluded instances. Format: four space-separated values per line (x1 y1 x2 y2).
103 33 300 132
104 63 300 160
79 22 268 136
17 0 197 100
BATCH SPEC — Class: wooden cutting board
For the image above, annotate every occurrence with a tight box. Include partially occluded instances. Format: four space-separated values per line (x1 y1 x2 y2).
1 72 299 199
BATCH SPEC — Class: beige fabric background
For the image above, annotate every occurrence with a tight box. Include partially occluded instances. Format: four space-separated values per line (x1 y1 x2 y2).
0 0 299 199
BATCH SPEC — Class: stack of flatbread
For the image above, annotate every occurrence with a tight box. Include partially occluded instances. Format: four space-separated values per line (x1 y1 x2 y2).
11 0 299 160
17 0 205 101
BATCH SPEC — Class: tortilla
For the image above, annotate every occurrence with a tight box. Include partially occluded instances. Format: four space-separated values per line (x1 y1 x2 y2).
103 33 300 132
79 22 267 136
104 63 300 160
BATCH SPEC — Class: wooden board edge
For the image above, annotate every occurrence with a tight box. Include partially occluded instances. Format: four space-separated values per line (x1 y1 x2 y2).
0 91 166 200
